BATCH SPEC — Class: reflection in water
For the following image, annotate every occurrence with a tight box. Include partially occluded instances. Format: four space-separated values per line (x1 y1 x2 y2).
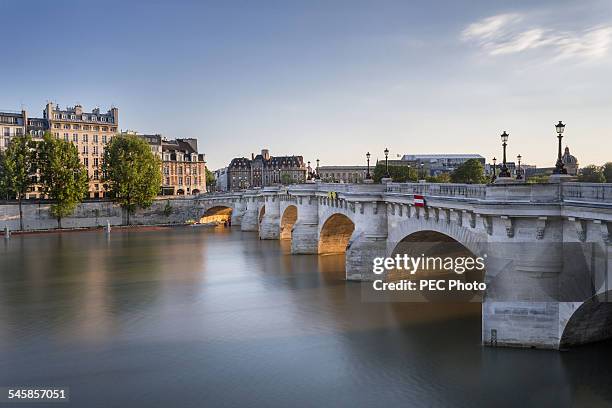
0 228 611 407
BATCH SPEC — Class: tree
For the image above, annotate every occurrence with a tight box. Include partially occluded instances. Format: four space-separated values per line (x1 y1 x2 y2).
1 135 36 230
450 159 487 184
578 165 605 183
527 174 551 184
0 150 14 200
372 164 418 182
427 173 451 183
205 167 215 191
281 173 295 185
37 133 89 228
102 134 162 225
603 162 612 183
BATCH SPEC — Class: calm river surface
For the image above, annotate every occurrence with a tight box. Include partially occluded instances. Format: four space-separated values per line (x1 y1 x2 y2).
1 227 611 407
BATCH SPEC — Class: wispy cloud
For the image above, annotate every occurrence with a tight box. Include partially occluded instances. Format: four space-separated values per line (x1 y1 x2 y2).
462 13 612 61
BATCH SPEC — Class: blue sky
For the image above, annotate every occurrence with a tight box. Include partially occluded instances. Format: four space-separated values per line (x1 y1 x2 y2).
1 0 611 169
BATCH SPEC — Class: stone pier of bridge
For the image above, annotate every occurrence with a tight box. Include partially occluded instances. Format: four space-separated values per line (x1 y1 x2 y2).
197 181 612 350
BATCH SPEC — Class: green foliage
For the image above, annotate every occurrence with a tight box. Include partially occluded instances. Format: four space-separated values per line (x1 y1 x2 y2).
526 174 551 184
37 133 89 228
205 167 215 190
163 200 173 217
603 162 612 183
0 150 14 200
426 173 451 183
280 173 295 185
578 165 605 183
372 163 418 182
0 135 36 229
102 134 162 224
450 159 487 184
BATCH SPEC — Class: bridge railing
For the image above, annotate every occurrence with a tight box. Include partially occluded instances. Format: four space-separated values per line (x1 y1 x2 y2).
386 183 487 199
561 183 612 204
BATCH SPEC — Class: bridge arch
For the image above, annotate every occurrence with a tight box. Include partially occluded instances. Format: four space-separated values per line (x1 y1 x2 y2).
280 205 297 240
560 292 612 348
319 213 356 254
200 205 233 224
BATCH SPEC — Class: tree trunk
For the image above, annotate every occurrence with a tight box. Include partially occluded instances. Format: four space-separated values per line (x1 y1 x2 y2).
18 196 23 231
57 217 62 229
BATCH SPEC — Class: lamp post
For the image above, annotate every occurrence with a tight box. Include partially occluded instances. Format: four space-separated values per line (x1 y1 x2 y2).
516 154 522 180
316 159 320 179
553 121 567 174
307 161 312 180
366 152 371 180
420 162 424 179
384 148 389 178
491 157 497 182
499 131 511 177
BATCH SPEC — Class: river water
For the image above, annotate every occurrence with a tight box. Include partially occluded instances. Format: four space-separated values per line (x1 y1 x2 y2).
1 227 611 407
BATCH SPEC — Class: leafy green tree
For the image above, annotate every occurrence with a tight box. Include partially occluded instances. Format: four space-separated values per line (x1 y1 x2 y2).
37 133 89 228
0 150 14 200
450 159 487 184
102 134 162 225
427 173 451 183
578 165 605 183
527 174 551 184
603 162 612 183
372 164 418 182
1 135 36 230
280 173 295 185
205 167 215 191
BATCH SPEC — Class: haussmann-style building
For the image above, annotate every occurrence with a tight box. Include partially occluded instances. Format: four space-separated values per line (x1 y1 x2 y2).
226 149 306 190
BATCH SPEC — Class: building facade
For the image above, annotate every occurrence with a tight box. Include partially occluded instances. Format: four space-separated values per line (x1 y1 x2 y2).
45 103 119 198
227 149 306 190
214 167 229 192
318 166 368 183
161 138 206 195
0 110 26 151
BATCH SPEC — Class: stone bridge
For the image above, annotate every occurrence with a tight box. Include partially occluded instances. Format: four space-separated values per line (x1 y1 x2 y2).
196 182 612 350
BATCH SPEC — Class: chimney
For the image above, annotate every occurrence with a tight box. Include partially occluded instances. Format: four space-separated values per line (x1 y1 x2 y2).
251 153 255 160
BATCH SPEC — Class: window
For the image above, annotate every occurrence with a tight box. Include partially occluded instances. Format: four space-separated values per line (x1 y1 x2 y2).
178 176 183 185
93 146 98 155
93 134 98 143
54 123 60 129
82 145 88 154
101 127 108 132
64 124 70 129
73 124 80 130
93 170 99 180
102 135 107 144
93 158 99 167
73 134 78 142
83 158 89 166
82 134 88 142
83 125 90 130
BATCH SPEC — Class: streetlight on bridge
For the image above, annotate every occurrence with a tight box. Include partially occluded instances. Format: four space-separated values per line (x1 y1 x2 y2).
316 159 320 179
365 152 372 180
499 131 511 178
384 148 390 178
553 121 567 174
516 154 523 180
491 157 497 182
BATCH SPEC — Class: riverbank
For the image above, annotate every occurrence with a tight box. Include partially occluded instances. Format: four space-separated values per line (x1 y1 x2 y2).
1 221 224 236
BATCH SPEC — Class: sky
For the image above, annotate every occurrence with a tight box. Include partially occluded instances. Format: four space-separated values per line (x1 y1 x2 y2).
1 0 611 170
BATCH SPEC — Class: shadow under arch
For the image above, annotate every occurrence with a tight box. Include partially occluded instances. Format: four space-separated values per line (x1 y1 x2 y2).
200 206 232 224
318 213 355 255
389 230 486 302
280 205 297 240
258 206 265 224
560 291 612 348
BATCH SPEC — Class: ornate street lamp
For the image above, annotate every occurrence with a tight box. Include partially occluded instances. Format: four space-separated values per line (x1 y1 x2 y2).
316 159 320 179
491 157 497 182
499 131 511 177
365 152 371 179
384 148 389 178
553 121 567 174
420 162 425 179
516 154 523 180
307 161 312 180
